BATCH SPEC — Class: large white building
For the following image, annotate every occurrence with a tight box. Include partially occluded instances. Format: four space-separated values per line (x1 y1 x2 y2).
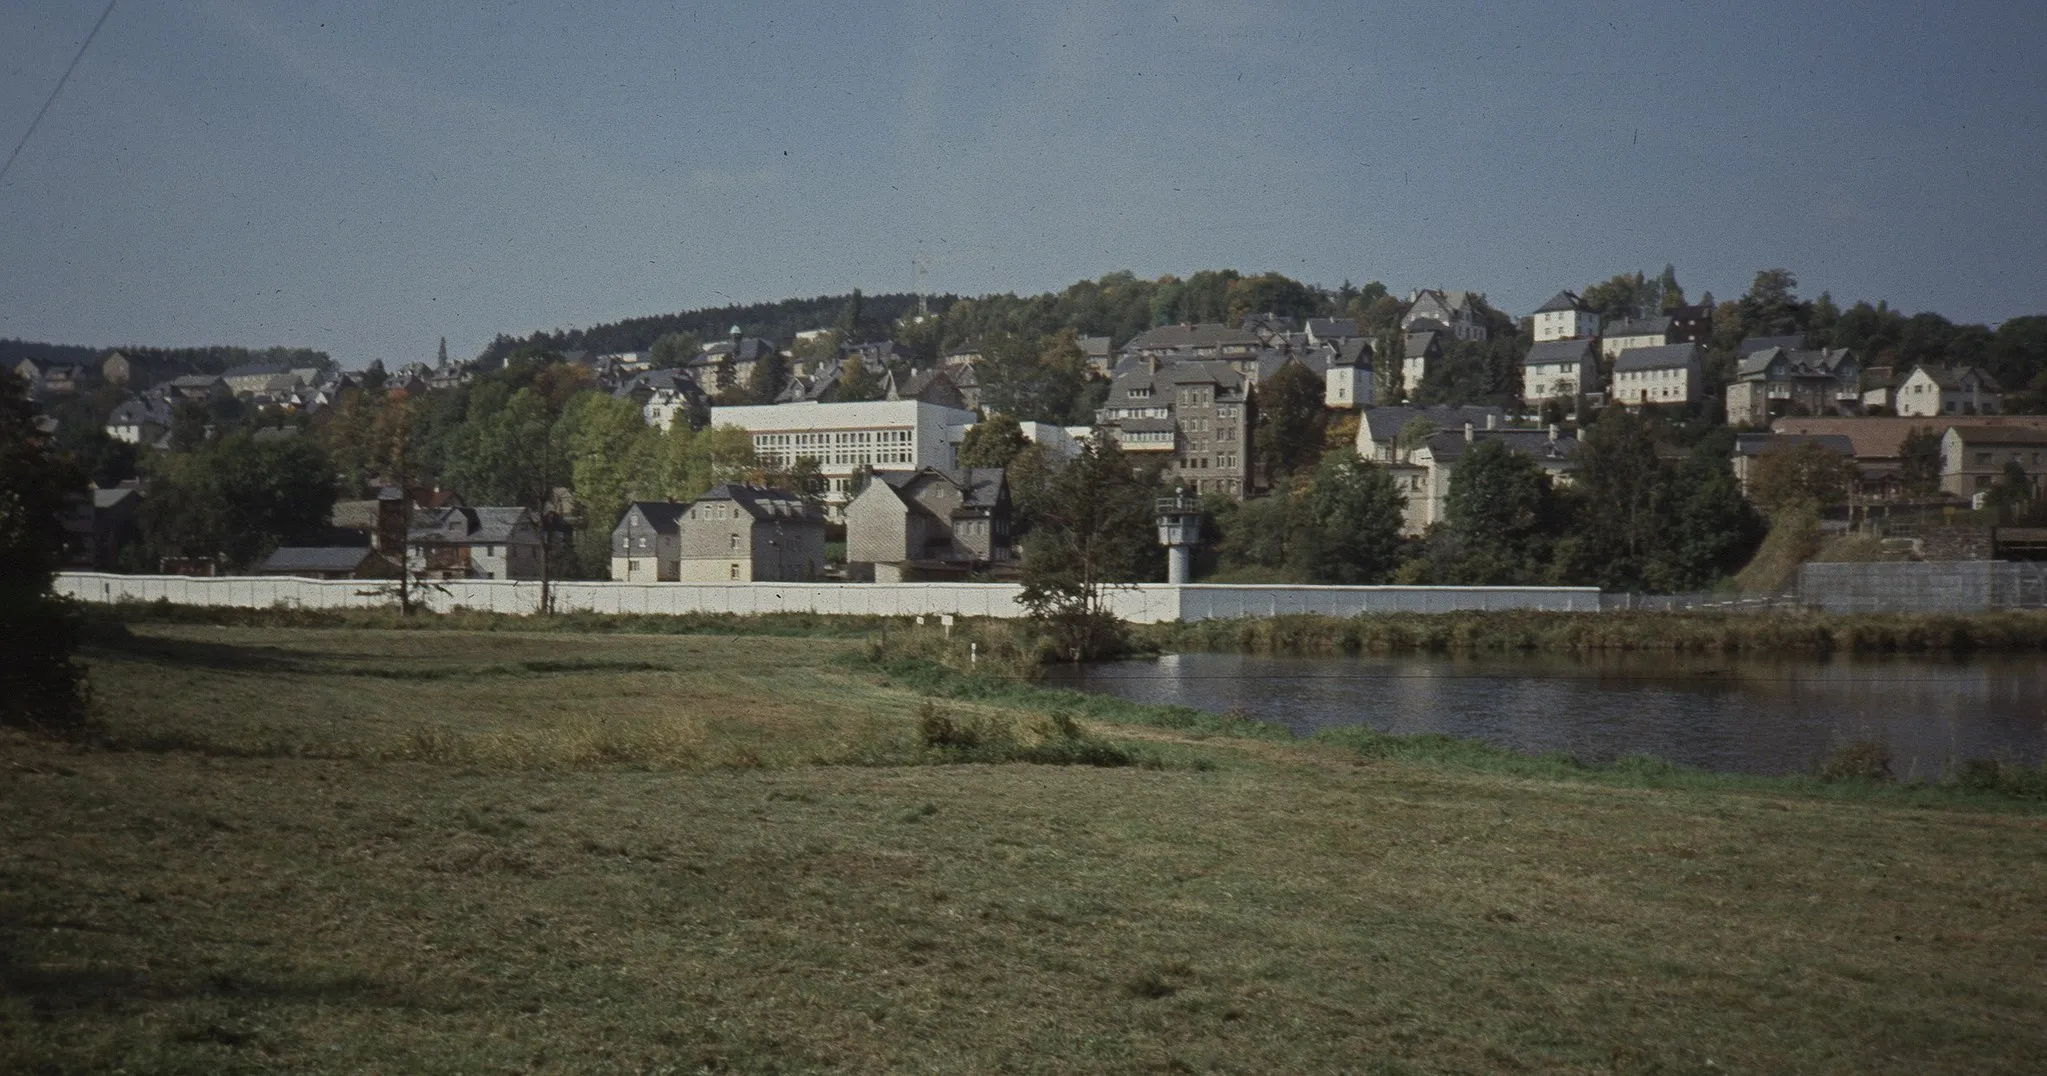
711 399 975 509
1531 291 1599 343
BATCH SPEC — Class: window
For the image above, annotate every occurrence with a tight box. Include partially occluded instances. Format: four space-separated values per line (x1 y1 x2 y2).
729 533 740 550
729 564 740 579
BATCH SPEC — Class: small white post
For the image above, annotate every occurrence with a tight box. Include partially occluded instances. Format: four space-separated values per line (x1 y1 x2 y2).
970 642 978 666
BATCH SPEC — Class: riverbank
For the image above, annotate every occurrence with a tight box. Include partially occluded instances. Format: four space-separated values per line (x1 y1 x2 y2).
1138 608 2047 655
5 622 2043 1071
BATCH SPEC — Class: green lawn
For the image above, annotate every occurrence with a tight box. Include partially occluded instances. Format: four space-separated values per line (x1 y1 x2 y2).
3 623 2044 1072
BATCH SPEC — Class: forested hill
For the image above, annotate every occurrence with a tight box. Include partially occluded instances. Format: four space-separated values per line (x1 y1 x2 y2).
0 338 330 375
476 291 942 367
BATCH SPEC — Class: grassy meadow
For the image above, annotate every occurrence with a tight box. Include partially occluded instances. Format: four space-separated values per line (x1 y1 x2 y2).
3 618 2046 1072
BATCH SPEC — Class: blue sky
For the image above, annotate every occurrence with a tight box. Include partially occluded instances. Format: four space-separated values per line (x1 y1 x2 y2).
2 1 2042 369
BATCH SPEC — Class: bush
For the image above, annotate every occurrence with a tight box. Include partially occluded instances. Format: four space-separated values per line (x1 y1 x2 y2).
1817 740 1893 782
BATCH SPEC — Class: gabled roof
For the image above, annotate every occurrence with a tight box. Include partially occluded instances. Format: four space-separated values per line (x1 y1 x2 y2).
1123 323 1262 353
1947 425 2047 446
1604 315 1670 337
409 505 536 544
1613 343 1702 372
695 483 823 522
1105 360 1248 404
1359 405 1506 444
1731 433 1856 458
1420 428 1578 464
1403 330 1443 359
1522 338 1596 366
222 360 298 379
1332 338 1374 368
1910 364 2001 392
258 546 382 574
1404 318 1450 337
1534 290 1588 315
1304 317 1360 341
875 467 1007 510
620 501 687 534
1737 334 1807 357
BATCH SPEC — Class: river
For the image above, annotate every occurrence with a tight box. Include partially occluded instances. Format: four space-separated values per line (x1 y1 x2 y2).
1042 651 2047 777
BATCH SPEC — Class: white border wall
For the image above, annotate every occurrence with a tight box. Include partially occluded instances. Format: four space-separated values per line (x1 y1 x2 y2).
54 573 1603 623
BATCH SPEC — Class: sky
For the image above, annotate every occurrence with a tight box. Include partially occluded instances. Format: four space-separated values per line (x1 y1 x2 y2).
2 0 2043 370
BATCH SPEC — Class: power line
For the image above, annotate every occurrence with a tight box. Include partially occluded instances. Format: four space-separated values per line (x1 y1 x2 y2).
0 0 118 188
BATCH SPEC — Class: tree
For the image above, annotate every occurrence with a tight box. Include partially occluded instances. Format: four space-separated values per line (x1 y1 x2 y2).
557 393 661 575
980 330 1090 424
648 331 702 370
1253 361 1328 486
958 412 1030 469
0 368 89 732
1582 272 1648 322
1747 441 1857 518
1898 427 1943 498
1569 410 1671 588
140 434 339 570
1435 439 1556 583
1305 449 1407 583
1655 265 1687 312
1988 459 2040 522
1740 269 1807 337
749 347 790 405
835 354 884 402
1018 439 1161 658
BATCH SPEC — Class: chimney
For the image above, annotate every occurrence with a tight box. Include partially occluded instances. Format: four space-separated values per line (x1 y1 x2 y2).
1463 421 1474 443
1486 412 1499 431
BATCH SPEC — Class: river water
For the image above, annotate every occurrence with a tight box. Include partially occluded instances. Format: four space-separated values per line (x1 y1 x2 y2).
1042 651 2047 777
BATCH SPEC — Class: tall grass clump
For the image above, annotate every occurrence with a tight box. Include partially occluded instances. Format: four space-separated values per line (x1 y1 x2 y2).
911 701 1143 767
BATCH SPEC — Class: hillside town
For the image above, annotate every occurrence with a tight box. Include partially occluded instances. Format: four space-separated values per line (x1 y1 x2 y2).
14 268 2047 594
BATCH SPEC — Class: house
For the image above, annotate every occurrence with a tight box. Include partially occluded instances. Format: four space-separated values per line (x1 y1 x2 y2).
715 398 976 510
1895 365 2001 418
1940 426 2047 500
254 546 397 580
687 331 782 394
104 395 173 445
1391 424 1579 534
1403 289 1489 342
882 366 970 410
163 374 228 402
1304 318 1361 346
1531 291 1598 343
1664 305 1712 345
1121 323 1264 364
610 501 686 581
676 483 825 582
1599 315 1669 358
100 351 198 390
1077 336 1114 375
58 486 141 569
1728 433 1858 496
222 361 304 396
845 467 1012 581
1736 334 1808 358
1399 329 1445 398
1095 360 1253 497
615 368 707 430
1521 338 1599 404
1726 347 1861 425
407 506 545 579
1859 366 1904 412
1323 339 1375 410
1610 343 1702 406
328 490 410 554
1355 405 1507 463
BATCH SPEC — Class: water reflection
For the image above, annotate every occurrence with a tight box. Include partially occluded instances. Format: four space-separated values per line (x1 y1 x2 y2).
1043 652 2047 776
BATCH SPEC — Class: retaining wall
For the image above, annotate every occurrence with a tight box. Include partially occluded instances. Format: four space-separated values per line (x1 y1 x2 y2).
53 573 1603 624
1797 561 2047 614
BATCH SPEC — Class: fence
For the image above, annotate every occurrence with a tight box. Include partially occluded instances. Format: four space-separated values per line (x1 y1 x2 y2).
1797 561 2047 614
53 573 1603 624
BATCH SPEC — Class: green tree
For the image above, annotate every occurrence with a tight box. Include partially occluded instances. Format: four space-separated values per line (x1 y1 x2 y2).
440 388 562 508
835 354 884 402
140 434 339 570
557 393 662 575
0 368 90 732
1253 361 1328 485
1655 265 1687 312
1898 427 1944 498
1435 439 1556 584
1018 439 1161 658
958 412 1030 469
749 347 790 405
1305 449 1407 583
1569 410 1670 588
648 331 702 370
1740 269 1807 337
1747 441 1857 518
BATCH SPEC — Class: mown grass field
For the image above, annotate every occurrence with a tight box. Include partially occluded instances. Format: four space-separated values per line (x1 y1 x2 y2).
4 621 2046 1072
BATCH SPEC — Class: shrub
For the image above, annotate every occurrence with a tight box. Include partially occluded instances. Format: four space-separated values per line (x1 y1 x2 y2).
1818 740 1893 782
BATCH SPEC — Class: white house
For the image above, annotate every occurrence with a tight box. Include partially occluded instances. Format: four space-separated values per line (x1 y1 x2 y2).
1599 316 1669 358
1392 426 1579 534
1531 291 1599 343
1896 365 2002 418
1520 338 1599 404
712 398 974 511
1610 343 1702 406
1323 339 1375 410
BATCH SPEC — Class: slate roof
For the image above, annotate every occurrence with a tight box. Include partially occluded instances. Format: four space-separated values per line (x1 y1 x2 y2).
1332 338 1374 368
1948 425 2047 446
1613 343 1702 372
107 396 172 425
1420 428 1579 464
1534 291 1588 314
1110 416 1178 434
1123 324 1262 353
1912 364 2001 392
1603 316 1670 338
1522 338 1597 366
1731 433 1856 458
1404 318 1451 336
1304 317 1360 341
1359 405 1507 444
409 506 537 545
223 360 297 379
1736 334 1807 357
1104 360 1248 405
875 467 1007 509
1403 330 1443 359
257 546 382 574
620 501 687 534
695 483 822 522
